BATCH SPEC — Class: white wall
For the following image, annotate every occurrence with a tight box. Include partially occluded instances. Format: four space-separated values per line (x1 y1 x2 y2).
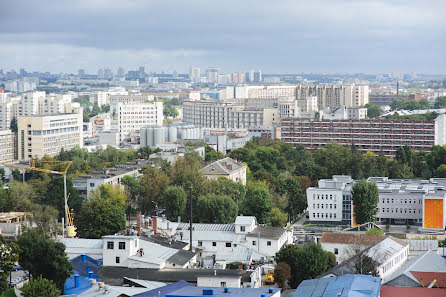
103 236 139 267
197 276 241 288
307 188 343 222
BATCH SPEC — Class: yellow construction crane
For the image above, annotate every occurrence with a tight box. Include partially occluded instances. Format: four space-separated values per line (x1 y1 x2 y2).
0 160 76 237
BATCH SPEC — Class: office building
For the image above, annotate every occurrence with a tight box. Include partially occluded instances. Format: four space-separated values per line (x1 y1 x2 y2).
110 99 163 145
189 66 201 82
0 129 17 162
281 115 446 156
369 94 410 106
17 112 83 160
95 87 128 107
306 175 446 229
206 68 219 83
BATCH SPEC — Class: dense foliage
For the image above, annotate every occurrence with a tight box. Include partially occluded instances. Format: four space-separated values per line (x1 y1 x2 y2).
0 236 19 293
275 243 332 288
18 230 73 292
351 180 379 224
21 276 59 297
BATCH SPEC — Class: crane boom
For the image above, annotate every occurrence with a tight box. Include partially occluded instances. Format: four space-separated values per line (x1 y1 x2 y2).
0 160 75 237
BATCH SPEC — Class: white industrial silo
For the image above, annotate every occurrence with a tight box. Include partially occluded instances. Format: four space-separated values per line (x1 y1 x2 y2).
140 128 147 147
168 126 177 142
147 126 154 147
153 127 165 147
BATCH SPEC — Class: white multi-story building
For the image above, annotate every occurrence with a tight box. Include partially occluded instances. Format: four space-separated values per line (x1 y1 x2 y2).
0 129 17 162
20 91 45 116
190 66 201 82
307 175 446 228
96 87 128 107
17 112 83 160
5 80 37 93
110 98 163 145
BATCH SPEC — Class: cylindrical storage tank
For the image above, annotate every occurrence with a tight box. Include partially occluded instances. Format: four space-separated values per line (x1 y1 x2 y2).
168 126 177 142
186 128 192 139
147 126 154 147
164 127 169 142
140 128 147 147
153 127 165 147
194 128 199 139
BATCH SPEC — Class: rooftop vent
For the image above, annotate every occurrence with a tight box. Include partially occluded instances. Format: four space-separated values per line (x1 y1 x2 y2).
224 288 230 293
203 289 214 295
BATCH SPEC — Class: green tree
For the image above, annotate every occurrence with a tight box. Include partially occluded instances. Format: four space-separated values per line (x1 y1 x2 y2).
203 178 246 205
205 146 224 162
29 204 60 238
0 183 8 212
240 183 272 224
270 207 288 227
364 103 382 119
0 167 5 183
18 230 73 292
437 164 446 177
76 197 126 239
44 176 82 219
162 186 187 221
196 194 238 224
351 180 379 224
0 235 19 292
275 243 329 288
326 251 337 269
284 178 307 220
7 181 34 211
21 276 59 297
274 262 291 290
434 96 446 109
89 184 127 210
366 227 385 236
138 166 171 214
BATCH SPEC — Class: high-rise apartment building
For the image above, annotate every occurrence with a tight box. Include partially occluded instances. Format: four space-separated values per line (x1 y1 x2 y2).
206 68 219 83
0 129 17 162
190 66 201 82
17 113 83 160
281 115 446 156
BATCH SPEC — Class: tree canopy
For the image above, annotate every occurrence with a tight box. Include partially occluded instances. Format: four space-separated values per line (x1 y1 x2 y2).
351 180 379 224
21 275 59 297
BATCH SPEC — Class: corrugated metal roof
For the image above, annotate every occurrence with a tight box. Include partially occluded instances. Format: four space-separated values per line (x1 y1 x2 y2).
133 280 194 297
59 238 103 249
380 286 446 297
293 274 381 297
384 250 446 285
175 223 235 232
235 216 256 225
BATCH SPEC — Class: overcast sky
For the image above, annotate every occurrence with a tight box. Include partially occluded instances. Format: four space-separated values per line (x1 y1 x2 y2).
1 0 445 74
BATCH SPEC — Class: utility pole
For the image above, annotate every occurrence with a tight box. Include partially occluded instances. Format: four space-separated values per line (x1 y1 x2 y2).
189 186 193 251
64 173 68 235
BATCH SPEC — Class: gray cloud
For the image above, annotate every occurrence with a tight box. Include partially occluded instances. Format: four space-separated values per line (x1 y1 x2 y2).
0 0 445 74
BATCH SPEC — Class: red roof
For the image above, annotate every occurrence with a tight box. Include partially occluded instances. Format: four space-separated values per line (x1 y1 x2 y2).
410 271 446 288
381 286 446 297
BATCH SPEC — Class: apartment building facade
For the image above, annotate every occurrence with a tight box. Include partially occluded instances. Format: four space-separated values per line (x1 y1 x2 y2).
281 115 446 156
306 175 446 229
110 99 163 144
0 129 17 162
17 113 83 160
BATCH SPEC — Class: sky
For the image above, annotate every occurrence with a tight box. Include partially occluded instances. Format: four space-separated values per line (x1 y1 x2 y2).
1 0 445 74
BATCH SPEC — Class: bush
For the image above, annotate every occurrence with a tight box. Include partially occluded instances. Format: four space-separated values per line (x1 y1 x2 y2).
21 276 59 297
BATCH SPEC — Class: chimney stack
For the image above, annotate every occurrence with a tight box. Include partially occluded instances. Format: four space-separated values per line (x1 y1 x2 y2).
152 216 158 234
137 211 141 236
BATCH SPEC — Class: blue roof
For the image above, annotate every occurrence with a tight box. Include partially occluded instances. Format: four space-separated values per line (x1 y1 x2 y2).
133 280 194 297
293 274 381 297
165 286 280 297
64 255 102 295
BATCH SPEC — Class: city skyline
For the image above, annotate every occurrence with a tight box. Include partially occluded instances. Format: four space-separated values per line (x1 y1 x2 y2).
1 0 445 74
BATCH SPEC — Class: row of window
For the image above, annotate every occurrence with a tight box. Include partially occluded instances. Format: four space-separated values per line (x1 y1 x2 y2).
380 208 421 214
312 194 337 200
381 198 421 204
107 241 126 250
312 213 337 219
313 203 337 210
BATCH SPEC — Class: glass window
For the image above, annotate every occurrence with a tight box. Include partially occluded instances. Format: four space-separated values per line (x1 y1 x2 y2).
226 242 231 247
119 242 125 250
334 248 338 255
115 257 120 264
267 241 271 246
107 241 114 249
212 242 216 246
198 241 203 246
252 241 257 246
240 226 245 232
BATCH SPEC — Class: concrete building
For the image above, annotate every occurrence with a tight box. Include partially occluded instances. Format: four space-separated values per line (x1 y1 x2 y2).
5 80 37 93
306 175 446 228
199 157 247 185
321 106 367 120
190 66 201 82
17 112 82 160
206 68 219 83
110 99 163 145
281 115 446 157
148 143 205 165
0 129 16 162
72 160 149 198
95 87 128 107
